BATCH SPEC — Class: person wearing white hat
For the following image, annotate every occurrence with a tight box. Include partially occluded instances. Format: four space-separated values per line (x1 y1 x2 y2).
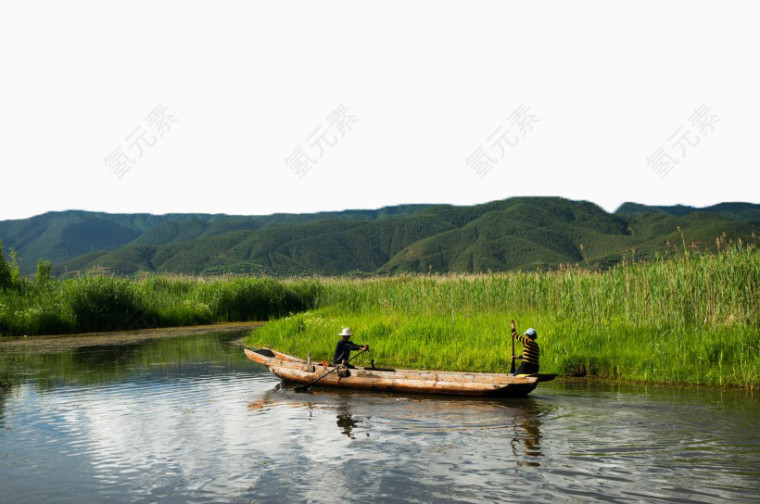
510 320 540 375
332 327 368 368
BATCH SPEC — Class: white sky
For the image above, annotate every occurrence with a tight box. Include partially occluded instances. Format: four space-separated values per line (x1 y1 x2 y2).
1 1 758 221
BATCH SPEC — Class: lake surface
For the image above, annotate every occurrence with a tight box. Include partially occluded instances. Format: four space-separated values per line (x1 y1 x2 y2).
1 329 759 503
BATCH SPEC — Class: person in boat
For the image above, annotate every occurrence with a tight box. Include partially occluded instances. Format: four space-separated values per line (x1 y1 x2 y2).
333 327 368 368
510 320 539 375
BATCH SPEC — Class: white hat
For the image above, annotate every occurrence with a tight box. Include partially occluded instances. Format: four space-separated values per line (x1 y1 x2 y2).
339 327 353 337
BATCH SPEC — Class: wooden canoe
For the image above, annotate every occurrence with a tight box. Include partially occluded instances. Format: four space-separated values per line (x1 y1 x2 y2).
244 348 555 397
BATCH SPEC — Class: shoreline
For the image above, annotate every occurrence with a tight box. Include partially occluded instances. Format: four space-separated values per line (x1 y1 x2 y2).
0 321 264 353
1 321 755 393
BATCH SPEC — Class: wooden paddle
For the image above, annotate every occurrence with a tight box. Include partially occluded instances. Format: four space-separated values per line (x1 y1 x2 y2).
294 348 369 392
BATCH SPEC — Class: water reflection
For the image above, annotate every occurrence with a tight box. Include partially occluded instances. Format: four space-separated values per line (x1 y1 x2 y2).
509 399 543 466
238 383 557 501
249 383 547 459
0 331 251 391
336 402 361 439
2 332 760 504
248 387 369 439
0 380 9 429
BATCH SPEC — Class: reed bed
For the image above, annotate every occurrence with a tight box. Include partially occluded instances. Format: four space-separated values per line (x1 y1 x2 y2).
248 246 760 389
3 244 758 388
0 276 318 336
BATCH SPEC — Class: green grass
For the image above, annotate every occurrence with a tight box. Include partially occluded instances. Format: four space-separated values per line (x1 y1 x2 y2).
246 244 760 389
3 241 758 389
0 276 319 336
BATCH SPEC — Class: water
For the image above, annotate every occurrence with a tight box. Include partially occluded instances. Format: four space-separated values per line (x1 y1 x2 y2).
1 330 759 503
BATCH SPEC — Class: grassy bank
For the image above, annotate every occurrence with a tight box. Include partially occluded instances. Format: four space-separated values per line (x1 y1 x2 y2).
0 276 319 336
247 246 760 389
3 243 758 389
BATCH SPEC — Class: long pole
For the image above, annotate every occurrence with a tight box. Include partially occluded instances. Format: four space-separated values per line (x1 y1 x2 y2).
510 320 516 374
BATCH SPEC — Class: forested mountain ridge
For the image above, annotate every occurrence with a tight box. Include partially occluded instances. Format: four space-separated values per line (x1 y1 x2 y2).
1 198 757 276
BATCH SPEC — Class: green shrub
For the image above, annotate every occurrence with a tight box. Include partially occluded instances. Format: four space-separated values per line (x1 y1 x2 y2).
0 240 13 289
36 260 52 284
210 278 311 321
69 277 146 332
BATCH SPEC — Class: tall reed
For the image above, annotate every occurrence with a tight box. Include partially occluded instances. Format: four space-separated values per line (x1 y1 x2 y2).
248 245 760 389
3 243 757 388
0 276 320 336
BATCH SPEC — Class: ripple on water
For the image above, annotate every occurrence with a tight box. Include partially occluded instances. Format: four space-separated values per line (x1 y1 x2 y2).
3 336 760 503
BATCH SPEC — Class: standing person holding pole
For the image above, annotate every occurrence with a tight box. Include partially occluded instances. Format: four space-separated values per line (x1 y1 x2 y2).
510 320 540 375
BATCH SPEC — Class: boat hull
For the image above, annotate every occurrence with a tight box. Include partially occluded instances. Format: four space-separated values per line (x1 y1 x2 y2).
244 348 543 397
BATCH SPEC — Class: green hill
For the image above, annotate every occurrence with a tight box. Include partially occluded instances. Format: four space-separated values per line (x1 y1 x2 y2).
616 202 760 225
0 205 432 275
1 198 758 276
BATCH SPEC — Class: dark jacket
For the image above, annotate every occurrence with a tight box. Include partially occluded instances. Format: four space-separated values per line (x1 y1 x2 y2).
333 339 363 366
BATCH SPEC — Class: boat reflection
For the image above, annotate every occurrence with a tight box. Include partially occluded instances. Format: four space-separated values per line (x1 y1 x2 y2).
247 384 545 460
